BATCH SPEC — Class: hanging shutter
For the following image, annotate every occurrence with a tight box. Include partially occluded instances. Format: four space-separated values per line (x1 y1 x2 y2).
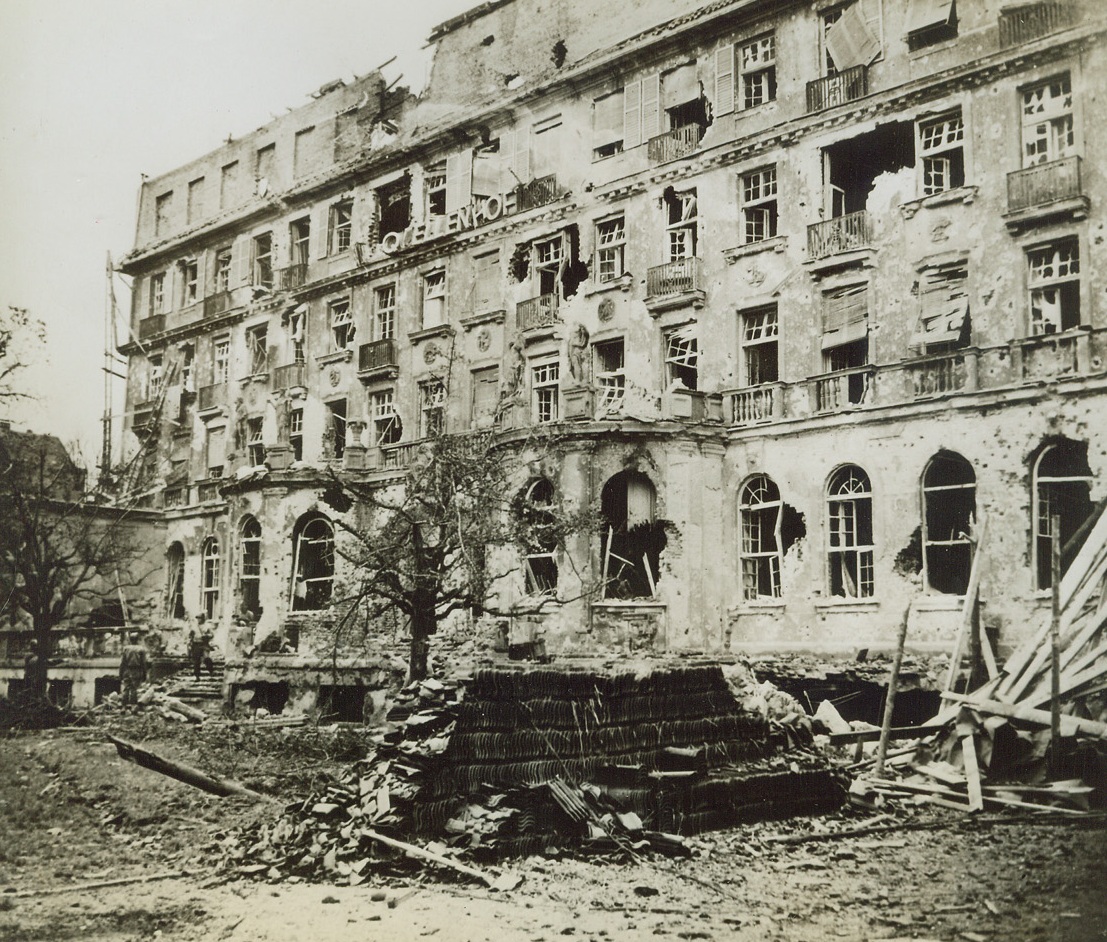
641 73 661 142
445 149 473 213
715 45 735 117
860 0 884 54
499 128 516 190
513 126 531 185
163 265 176 313
827 2 881 69
623 80 642 149
314 203 330 259
231 235 250 288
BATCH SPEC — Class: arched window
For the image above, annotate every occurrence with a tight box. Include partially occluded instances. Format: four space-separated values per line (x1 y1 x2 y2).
827 465 874 598
239 516 262 617
1032 440 1092 590
520 479 558 594
201 537 221 620
922 453 976 595
739 475 782 600
165 542 185 620
291 514 334 610
601 471 664 599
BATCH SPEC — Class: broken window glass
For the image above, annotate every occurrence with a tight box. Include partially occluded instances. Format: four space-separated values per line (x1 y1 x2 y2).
1028 239 1080 335
252 232 273 289
520 478 559 595
741 166 778 243
329 200 353 254
291 515 334 611
740 34 777 108
371 390 402 446
239 516 262 617
329 298 355 351
742 305 779 386
827 465 875 598
201 536 221 619
595 217 625 283
420 380 446 438
601 471 665 599
594 339 626 411
912 261 970 353
740 475 782 600
1022 74 1073 168
532 359 560 423
247 417 264 466
918 110 965 195
1032 440 1093 590
166 542 186 620
922 452 976 594
665 325 699 390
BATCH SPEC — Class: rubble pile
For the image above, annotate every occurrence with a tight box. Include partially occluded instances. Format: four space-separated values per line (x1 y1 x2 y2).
222 665 846 882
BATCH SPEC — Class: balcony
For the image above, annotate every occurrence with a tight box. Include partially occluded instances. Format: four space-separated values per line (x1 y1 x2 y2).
277 263 308 291
271 362 306 392
806 65 868 113
904 351 975 399
726 384 782 427
1016 331 1084 382
645 258 705 314
138 314 165 340
999 1 1073 48
1004 156 1088 229
196 478 223 503
807 211 874 261
163 486 188 509
378 441 420 471
515 174 560 212
648 124 702 164
358 339 398 380
198 383 227 412
204 292 232 319
810 366 875 413
517 294 559 332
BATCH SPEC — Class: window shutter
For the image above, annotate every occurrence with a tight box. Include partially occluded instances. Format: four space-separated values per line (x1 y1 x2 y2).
163 266 175 313
231 236 250 287
623 80 642 149
499 128 515 190
860 0 884 52
827 2 881 69
314 203 330 259
641 73 661 142
195 254 206 300
512 126 531 185
715 45 735 117
445 149 473 213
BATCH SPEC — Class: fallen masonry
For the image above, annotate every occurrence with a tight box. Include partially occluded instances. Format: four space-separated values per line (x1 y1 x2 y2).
219 664 846 883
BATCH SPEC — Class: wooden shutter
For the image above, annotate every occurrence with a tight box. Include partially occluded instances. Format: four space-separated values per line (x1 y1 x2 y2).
445 149 473 213
512 127 531 185
623 80 642 149
827 2 881 69
714 45 735 117
860 0 884 52
163 266 176 313
231 235 250 288
641 73 661 142
499 128 516 190
314 203 330 259
194 254 206 301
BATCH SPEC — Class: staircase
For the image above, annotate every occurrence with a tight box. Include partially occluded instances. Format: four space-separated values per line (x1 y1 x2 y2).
164 660 226 714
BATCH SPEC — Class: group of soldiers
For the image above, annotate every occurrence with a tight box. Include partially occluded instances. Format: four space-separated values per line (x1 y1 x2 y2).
117 616 216 705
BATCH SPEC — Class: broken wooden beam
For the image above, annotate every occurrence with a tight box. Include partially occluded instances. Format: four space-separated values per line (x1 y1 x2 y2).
940 693 1107 739
362 827 519 890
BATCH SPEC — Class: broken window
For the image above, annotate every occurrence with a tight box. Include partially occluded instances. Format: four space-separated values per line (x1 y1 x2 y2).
213 337 230 384
922 452 976 595
290 218 311 267
147 356 164 401
291 515 334 611
239 516 261 617
595 216 626 283
246 324 268 375
665 188 698 261
326 400 346 460
1032 440 1093 590
371 389 402 446
155 191 173 237
823 1 881 75
532 115 563 179
252 232 273 289
254 143 275 194
287 304 306 364
592 90 624 159
180 343 195 394
329 298 355 351
739 475 782 600
520 478 559 595
201 536 221 620
1028 238 1080 335
532 358 560 423
827 465 875 598
377 177 412 237
822 284 869 401
594 339 626 411
825 122 914 217
664 325 698 391
187 177 204 225
420 380 446 438
215 247 232 294
740 34 777 109
166 542 186 620
533 235 565 297
912 261 970 353
662 63 707 138
471 250 501 313
1022 74 1074 168
422 270 446 328
374 284 396 340
424 161 447 217
918 110 965 195
741 305 779 386
741 166 778 244
289 408 303 461
329 200 353 254
219 162 238 210
205 425 225 479
471 367 500 429
906 0 957 49
181 259 199 305
601 471 665 600
149 272 165 316
247 417 264 466
293 126 314 179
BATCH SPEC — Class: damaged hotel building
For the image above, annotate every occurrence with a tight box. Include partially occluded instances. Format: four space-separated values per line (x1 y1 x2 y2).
115 0 1107 712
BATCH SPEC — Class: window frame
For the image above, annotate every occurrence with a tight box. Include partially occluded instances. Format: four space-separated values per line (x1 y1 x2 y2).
740 305 780 387
595 215 626 283
251 232 273 289
165 542 186 620
181 258 199 306
531 358 561 424
239 516 262 617
520 478 559 595
738 33 777 110
149 272 166 316
421 269 447 328
215 247 232 295
290 217 311 267
920 452 976 595
420 380 446 439
424 161 447 217
374 283 397 340
213 337 230 385
1021 72 1075 169
371 389 403 446
329 199 354 254
328 297 355 351
916 109 965 196
740 165 778 244
247 417 265 466
665 189 698 262
1027 237 1081 336
1031 441 1093 591
201 536 221 620
594 338 626 411
826 465 875 599
664 326 699 390
245 323 269 376
739 474 783 601
290 516 335 612
289 407 304 461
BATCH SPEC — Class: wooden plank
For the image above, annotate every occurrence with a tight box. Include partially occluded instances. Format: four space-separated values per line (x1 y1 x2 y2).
941 693 1107 738
1059 500 1107 610
945 515 987 692
979 621 999 680
828 723 943 746
876 603 912 776
962 734 984 812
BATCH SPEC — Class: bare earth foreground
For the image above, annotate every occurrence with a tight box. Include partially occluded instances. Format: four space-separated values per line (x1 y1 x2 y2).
1 725 1105 942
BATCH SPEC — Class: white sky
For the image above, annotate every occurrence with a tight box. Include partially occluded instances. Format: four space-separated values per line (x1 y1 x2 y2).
0 0 475 463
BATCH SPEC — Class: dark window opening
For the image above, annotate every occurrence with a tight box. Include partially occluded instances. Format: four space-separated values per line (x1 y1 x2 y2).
234 681 289 716
825 122 914 216
827 465 874 598
95 676 121 705
907 0 958 50
166 542 186 620
377 176 412 237
47 680 74 708
318 684 365 723
824 337 869 404
739 475 782 600
326 400 347 460
292 515 334 611
601 471 666 600
1033 440 1093 590
519 479 559 595
240 516 262 618
923 452 976 595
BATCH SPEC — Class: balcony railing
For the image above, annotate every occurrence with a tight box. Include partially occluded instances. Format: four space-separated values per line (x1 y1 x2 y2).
358 339 398 373
271 362 306 391
999 1 1073 48
517 293 559 331
646 257 703 300
198 383 226 412
163 486 188 508
138 314 165 340
204 292 232 319
811 366 875 413
727 384 781 426
807 211 873 260
1007 156 1082 213
277 263 308 291
379 441 420 470
905 351 972 398
515 174 560 212
806 65 868 113
196 478 223 503
1018 332 1081 381
648 124 702 164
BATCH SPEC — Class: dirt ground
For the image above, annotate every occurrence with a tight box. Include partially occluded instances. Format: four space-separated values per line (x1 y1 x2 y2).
1 720 1105 942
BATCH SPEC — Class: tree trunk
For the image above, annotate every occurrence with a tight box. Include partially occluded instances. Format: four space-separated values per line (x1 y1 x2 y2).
409 604 435 681
23 619 53 700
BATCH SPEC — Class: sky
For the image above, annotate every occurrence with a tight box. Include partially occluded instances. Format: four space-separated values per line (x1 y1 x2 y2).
0 0 475 464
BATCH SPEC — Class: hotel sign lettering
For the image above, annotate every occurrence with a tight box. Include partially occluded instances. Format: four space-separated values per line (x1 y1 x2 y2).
378 191 520 256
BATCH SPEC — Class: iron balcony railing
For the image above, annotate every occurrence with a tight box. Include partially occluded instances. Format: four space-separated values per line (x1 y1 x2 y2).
203 291 231 319
646 257 703 299
277 263 308 291
138 314 165 340
999 1 1073 48
648 124 702 163
517 293 559 330
271 362 306 390
358 339 398 373
807 211 874 259
1007 156 1082 213
515 174 560 212
198 383 226 411
806 65 868 113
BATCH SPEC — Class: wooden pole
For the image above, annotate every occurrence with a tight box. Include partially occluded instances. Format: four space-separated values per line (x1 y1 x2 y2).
874 603 911 778
1050 513 1062 773
944 515 988 692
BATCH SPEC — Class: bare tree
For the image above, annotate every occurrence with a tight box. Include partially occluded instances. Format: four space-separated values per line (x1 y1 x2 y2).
324 429 595 680
0 306 45 402
0 430 154 699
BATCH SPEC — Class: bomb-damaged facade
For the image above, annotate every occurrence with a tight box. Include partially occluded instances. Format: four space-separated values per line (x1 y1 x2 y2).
117 0 1107 712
